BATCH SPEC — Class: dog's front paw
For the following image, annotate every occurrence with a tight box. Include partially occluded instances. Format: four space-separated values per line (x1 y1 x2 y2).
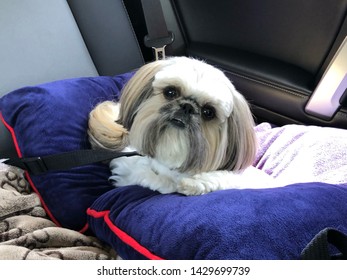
177 171 231 195
178 178 206 195
178 175 219 196
109 156 147 187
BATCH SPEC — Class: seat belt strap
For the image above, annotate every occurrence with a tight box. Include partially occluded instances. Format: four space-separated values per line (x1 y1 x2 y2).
4 150 139 175
301 228 347 260
140 0 174 60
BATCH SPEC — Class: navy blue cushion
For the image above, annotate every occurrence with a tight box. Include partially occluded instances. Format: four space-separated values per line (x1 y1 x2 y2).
87 183 347 259
0 74 133 231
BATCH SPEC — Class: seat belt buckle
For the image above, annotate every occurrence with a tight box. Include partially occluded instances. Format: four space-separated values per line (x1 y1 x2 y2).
144 31 174 60
152 46 167 60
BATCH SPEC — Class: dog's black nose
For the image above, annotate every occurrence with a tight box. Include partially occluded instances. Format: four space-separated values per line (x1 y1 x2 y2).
180 103 195 115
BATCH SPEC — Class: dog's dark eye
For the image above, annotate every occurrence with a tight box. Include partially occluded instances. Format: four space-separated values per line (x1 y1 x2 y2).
163 86 179 100
201 105 216 121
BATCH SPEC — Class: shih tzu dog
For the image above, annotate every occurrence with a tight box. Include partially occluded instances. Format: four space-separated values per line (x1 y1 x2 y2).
88 57 276 195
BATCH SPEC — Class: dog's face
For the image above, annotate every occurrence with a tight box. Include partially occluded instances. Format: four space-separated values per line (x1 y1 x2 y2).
118 57 257 174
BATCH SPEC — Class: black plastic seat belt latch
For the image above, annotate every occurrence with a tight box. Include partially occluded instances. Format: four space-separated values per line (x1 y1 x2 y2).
140 0 175 60
144 31 174 60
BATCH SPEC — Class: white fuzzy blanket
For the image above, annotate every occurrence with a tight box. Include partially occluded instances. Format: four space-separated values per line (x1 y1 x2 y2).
254 122 347 186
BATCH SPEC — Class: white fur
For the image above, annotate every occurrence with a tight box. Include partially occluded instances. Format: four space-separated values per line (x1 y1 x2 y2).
152 57 234 120
109 156 279 195
154 127 189 169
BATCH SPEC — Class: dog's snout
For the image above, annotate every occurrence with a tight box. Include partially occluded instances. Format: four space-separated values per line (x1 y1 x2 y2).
180 103 195 115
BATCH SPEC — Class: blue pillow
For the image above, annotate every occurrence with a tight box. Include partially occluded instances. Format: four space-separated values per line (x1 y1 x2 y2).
0 73 133 231
87 183 347 259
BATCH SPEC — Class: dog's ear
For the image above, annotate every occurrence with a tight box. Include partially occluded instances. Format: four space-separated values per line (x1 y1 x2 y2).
88 101 129 151
222 92 257 171
118 60 170 129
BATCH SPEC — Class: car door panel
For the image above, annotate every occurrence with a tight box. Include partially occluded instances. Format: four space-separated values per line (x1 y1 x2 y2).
166 0 347 128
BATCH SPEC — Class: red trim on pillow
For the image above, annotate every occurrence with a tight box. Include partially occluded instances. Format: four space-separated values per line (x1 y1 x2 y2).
0 112 62 227
0 112 22 157
24 174 62 227
87 208 164 260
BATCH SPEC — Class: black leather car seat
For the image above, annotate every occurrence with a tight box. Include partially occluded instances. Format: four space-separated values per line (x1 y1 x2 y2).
160 0 347 128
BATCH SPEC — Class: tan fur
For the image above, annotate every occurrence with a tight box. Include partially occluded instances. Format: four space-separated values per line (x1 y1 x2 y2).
88 101 129 151
118 60 171 128
226 93 257 171
88 60 171 152
200 91 256 172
